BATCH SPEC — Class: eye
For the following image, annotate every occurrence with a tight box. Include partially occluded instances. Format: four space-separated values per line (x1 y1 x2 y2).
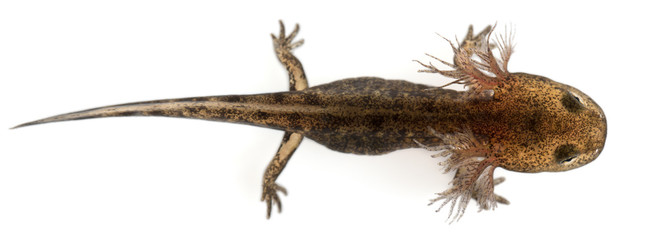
571 92 584 104
561 91 585 113
559 156 577 164
554 144 579 165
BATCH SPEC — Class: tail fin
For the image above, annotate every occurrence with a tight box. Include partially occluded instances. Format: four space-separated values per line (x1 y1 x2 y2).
12 96 241 129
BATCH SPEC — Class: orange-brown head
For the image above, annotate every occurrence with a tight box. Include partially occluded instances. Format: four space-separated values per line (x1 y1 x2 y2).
421 25 607 173
493 73 607 173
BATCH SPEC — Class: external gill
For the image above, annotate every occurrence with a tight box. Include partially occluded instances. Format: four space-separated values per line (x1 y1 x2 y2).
415 24 514 94
415 127 505 222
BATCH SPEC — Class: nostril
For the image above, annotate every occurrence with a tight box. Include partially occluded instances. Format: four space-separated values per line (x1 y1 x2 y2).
592 127 602 137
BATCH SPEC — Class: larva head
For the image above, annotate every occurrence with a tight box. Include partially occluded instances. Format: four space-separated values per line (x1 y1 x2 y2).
421 25 606 173
496 73 607 173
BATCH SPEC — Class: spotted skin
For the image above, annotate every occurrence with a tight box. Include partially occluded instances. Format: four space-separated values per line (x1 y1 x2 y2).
262 21 307 219
12 22 607 221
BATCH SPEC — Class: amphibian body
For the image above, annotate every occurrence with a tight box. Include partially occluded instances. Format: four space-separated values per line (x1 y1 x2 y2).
13 21 607 221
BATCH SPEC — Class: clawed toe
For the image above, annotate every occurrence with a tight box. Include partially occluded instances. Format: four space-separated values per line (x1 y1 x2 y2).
272 20 304 51
473 177 509 210
261 182 287 219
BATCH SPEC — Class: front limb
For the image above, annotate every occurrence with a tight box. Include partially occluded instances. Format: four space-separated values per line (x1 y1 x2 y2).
416 127 507 222
416 24 514 94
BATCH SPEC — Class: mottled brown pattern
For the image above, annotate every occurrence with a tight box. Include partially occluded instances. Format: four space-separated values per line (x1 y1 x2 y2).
261 21 307 218
13 22 607 221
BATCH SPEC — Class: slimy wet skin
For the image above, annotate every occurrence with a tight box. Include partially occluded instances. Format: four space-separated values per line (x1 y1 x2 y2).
13 22 607 221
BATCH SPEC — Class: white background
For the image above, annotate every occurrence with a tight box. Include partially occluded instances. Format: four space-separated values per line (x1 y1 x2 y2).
1 0 649 239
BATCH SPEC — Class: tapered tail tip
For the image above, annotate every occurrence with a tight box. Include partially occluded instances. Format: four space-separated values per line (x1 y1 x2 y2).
10 121 40 130
11 123 27 130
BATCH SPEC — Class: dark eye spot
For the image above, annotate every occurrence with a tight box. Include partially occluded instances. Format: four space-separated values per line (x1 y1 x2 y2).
561 91 585 113
559 156 576 164
554 144 579 164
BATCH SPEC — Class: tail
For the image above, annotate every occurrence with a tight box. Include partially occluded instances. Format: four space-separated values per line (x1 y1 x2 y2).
11 93 305 130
